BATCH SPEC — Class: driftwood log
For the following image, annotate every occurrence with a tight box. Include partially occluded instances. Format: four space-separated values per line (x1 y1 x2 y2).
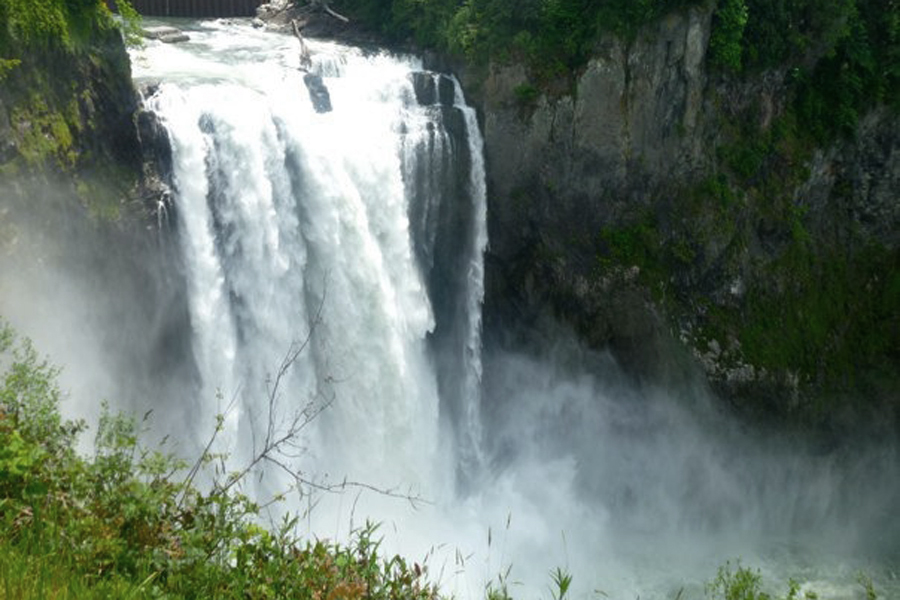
291 18 333 113
291 19 313 71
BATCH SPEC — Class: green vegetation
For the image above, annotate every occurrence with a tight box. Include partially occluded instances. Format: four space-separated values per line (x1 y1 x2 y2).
0 320 441 599
726 0 899 142
707 562 884 600
0 0 138 54
0 0 142 212
330 0 897 136
599 144 899 418
709 0 748 71
0 57 19 80
706 562 803 600
10 95 80 167
587 0 899 418
332 0 696 78
327 0 899 149
1 321 887 598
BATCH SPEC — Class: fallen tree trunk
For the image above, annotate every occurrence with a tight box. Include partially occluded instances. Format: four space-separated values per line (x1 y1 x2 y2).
291 19 313 71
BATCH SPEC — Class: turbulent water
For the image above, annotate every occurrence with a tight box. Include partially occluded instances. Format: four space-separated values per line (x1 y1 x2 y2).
93 18 900 600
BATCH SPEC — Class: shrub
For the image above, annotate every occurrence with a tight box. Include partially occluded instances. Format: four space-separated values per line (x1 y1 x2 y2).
710 0 749 72
0 320 441 599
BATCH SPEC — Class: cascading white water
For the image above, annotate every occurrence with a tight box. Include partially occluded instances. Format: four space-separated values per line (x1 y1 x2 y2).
128 19 900 600
454 79 489 477
136 22 467 497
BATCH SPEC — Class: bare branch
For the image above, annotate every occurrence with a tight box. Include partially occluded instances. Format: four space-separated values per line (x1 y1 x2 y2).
263 453 432 508
178 277 427 514
178 387 240 508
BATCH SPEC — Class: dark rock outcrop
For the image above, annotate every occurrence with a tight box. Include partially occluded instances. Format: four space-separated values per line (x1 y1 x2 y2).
0 97 14 163
411 72 456 107
473 5 900 424
303 73 333 113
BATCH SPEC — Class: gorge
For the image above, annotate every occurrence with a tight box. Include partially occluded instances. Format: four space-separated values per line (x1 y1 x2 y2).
0 1 898 598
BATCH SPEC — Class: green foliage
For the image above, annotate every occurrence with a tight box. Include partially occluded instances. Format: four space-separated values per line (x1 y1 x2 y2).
10 95 80 167
722 0 899 141
677 93 886 402
706 562 771 600
0 320 443 599
858 572 879 600
0 321 889 600
513 82 540 105
740 0 857 70
599 217 660 270
0 57 19 80
338 0 698 77
0 0 142 196
115 0 144 47
0 0 141 55
594 107 899 416
710 0 749 71
549 567 572 600
705 562 829 600
1 0 71 49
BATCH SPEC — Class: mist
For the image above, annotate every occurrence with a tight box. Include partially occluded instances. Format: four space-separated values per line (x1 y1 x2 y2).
3 181 899 600
0 178 197 449
291 329 900 600
2 20 899 600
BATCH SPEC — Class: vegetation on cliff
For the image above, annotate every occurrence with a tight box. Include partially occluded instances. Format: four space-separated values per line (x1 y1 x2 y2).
0 0 142 218
609 0 900 421
723 0 899 142
332 0 696 77
0 0 133 53
330 0 898 109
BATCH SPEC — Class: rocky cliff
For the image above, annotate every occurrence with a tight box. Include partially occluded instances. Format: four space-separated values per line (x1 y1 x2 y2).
470 5 900 427
0 7 193 417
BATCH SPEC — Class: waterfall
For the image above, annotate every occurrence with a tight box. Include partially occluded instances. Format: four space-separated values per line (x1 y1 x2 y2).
128 19 900 600
452 77 489 480
136 21 484 499
401 70 488 484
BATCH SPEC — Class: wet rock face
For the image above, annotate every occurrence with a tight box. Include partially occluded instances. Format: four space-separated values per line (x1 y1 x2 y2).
476 5 900 415
137 107 173 182
481 7 713 266
835 110 900 250
0 97 14 163
0 24 143 185
411 72 456 107
480 7 715 362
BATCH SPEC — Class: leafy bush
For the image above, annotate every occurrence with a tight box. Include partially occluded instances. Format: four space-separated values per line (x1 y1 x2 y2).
0 320 441 599
710 0 748 71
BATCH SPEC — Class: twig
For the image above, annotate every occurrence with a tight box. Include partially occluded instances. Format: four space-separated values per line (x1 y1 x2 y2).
321 4 349 23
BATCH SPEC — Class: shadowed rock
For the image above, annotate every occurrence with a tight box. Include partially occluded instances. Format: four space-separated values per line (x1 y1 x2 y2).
303 73 332 113
411 72 456 106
